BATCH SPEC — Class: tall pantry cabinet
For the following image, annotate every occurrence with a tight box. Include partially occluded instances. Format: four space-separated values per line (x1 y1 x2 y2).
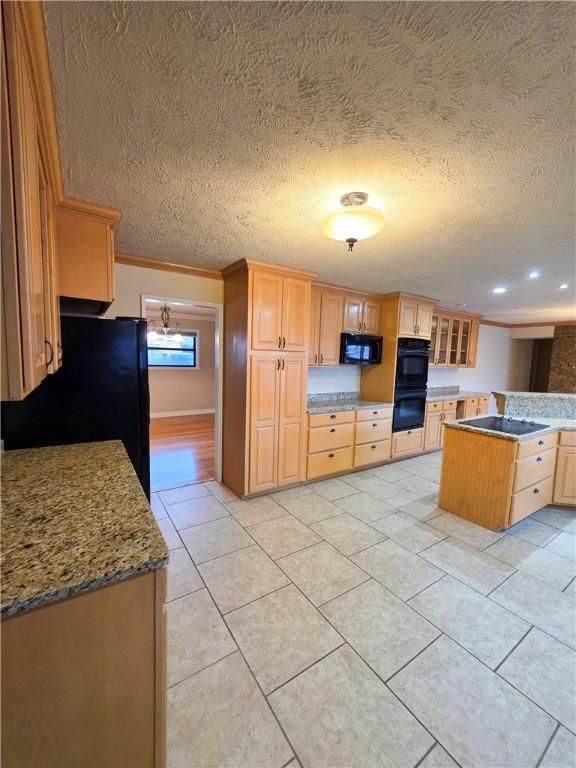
222 260 316 497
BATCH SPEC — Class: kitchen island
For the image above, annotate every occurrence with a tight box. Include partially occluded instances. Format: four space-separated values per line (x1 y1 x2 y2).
439 416 576 531
1 441 168 768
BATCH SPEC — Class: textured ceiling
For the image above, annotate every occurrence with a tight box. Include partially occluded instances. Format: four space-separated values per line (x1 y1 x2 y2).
44 1 575 321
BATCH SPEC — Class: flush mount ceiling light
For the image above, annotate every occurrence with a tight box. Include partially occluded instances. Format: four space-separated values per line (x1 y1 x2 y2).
321 192 385 252
492 286 507 294
147 303 183 341
528 271 540 279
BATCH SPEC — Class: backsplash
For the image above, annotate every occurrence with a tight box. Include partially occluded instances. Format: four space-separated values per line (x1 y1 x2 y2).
307 365 360 395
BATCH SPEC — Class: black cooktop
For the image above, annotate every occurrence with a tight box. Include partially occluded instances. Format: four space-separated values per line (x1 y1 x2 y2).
462 416 549 435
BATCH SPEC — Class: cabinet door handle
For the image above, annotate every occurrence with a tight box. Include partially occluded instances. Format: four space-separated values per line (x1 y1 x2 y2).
45 339 54 366
328 453 335 458
372 423 378 427
278 336 282 348
536 456 543 462
57 342 63 361
358 322 362 331
363 322 367 331
320 353 323 364
281 358 285 370
330 414 337 419
407 430 412 434
330 428 336 433
277 358 281 370
314 353 318 365
372 411 378 415
282 336 286 348
371 444 376 449
538 440 544 445
533 488 540 494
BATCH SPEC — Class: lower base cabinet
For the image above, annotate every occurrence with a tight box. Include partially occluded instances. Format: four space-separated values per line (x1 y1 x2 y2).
553 432 576 505
354 439 391 467
307 446 353 479
392 428 424 459
1 569 167 768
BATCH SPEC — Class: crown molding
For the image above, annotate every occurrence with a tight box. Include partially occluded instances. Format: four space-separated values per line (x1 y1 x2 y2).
116 252 223 280
481 319 575 328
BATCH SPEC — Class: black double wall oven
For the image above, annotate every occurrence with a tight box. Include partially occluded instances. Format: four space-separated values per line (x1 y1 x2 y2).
393 338 430 432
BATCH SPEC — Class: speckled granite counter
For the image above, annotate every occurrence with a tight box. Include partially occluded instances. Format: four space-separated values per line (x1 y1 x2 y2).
445 416 576 442
493 391 576 420
426 388 490 402
307 392 393 414
1 440 168 618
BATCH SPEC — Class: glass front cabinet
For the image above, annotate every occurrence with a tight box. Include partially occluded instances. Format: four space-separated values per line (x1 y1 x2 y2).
429 311 479 368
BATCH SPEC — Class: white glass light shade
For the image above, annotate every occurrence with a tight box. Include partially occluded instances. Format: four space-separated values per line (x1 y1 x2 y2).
147 330 159 341
321 206 385 243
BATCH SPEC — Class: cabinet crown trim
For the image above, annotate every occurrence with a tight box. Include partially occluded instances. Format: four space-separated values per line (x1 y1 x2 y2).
222 258 317 281
57 196 122 233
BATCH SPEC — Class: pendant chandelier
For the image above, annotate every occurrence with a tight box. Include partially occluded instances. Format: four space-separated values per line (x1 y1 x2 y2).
147 304 183 341
321 192 385 251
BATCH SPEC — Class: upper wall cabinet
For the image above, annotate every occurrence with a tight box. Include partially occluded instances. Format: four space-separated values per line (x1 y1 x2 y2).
430 310 481 368
1 3 61 400
398 297 434 339
251 269 310 352
56 198 120 314
309 288 343 367
342 296 381 334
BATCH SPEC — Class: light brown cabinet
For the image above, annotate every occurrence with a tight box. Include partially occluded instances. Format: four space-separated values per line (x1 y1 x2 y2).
342 296 381 334
430 310 480 368
398 298 433 339
553 432 576 505
251 269 310 352
309 289 343 366
392 428 424 458
424 408 442 451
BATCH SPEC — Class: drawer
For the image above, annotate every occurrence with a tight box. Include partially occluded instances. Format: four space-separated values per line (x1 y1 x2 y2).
517 431 558 459
560 430 576 447
466 397 479 406
426 401 442 412
354 439 391 468
308 423 354 454
392 428 424 458
513 447 556 493
356 406 393 422
479 395 489 405
355 419 392 445
509 475 554 526
307 447 353 480
443 400 457 411
308 410 354 428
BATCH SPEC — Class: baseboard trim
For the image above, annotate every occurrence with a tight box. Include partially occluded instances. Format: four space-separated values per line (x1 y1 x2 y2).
150 408 215 418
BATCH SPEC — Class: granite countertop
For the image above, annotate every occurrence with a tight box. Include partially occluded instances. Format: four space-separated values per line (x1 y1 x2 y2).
493 391 576 400
426 390 490 403
445 416 576 442
307 397 394 413
492 391 576 420
1 440 168 619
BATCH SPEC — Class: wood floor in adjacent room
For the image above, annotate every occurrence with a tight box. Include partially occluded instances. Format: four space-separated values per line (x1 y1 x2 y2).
150 414 215 492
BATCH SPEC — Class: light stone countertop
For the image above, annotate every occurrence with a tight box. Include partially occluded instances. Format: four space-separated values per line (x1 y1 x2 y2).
445 416 576 442
307 397 394 415
1 440 168 619
426 390 490 403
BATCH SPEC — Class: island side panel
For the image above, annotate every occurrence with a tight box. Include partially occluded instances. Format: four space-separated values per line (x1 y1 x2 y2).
1 570 159 768
438 427 517 531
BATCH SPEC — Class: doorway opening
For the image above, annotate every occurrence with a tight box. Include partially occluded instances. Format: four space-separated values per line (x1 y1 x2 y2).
142 296 222 492
529 338 553 392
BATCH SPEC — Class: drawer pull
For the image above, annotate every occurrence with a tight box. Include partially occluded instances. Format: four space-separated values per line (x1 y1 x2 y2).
330 428 336 433
372 411 378 415
533 488 540 494
372 423 377 427
407 430 412 434
536 456 543 462
330 414 336 419
328 453 335 458
371 444 376 449
538 440 544 445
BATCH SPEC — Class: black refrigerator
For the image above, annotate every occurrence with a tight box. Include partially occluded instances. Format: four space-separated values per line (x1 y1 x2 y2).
1 316 151 499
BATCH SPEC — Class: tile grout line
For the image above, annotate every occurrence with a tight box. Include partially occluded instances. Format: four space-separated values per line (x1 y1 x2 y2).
535 722 561 768
166 648 239 690
493 625 534 672
562 575 575 594
265 642 347 697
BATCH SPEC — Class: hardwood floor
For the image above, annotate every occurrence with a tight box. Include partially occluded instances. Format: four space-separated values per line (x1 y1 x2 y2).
150 414 215 492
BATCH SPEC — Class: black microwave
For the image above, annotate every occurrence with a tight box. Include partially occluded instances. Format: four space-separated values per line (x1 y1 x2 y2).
339 333 383 365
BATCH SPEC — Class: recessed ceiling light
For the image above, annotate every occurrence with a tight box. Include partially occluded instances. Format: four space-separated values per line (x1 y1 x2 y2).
492 286 507 294
528 271 540 279
559 284 568 289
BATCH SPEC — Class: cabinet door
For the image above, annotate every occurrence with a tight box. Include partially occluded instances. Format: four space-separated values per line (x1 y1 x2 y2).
363 300 380 334
250 271 283 351
249 354 280 493
429 314 439 366
4 6 47 396
398 300 418 337
553 447 576 505
467 320 479 368
281 277 310 352
424 410 442 451
458 319 471 366
342 296 363 332
436 315 451 366
308 287 321 366
440 410 456 447
319 292 343 366
448 317 461 366
416 302 433 338
39 161 61 373
277 355 307 486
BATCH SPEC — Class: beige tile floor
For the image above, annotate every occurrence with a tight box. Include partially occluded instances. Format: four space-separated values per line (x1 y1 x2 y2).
151 451 576 768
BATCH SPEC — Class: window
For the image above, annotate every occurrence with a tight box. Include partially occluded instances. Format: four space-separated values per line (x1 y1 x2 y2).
147 331 198 368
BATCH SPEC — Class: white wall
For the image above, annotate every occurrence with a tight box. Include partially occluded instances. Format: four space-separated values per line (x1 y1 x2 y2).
148 318 215 416
308 365 361 394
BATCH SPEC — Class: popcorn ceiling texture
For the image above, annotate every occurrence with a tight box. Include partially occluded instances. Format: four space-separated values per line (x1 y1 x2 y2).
549 325 576 394
44 2 575 321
